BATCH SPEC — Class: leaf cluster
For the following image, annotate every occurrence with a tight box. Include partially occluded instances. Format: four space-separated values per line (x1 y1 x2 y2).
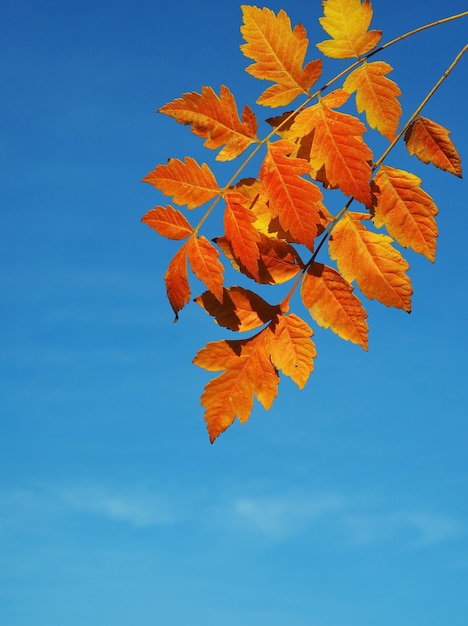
142 0 465 442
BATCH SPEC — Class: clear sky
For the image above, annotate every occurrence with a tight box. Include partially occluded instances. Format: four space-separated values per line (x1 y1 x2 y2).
1 0 467 624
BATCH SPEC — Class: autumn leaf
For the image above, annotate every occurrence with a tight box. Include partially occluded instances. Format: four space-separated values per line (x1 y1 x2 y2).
142 157 220 209
194 332 279 442
372 165 438 262
164 242 191 320
301 263 368 349
240 5 322 106
290 90 373 205
260 139 326 250
159 85 258 161
317 0 382 59
141 205 193 240
343 60 402 140
265 313 316 389
329 211 412 311
224 191 262 280
187 235 224 301
195 286 280 331
404 116 463 177
215 233 303 284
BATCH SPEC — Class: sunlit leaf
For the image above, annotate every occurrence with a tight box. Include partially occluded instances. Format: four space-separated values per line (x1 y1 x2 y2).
372 165 438 262
241 5 322 106
328 211 412 311
317 0 382 59
301 262 368 349
141 205 193 240
404 116 462 177
159 85 258 161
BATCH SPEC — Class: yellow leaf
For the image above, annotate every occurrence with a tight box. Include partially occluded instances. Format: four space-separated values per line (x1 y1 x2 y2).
317 0 382 59
372 165 438 262
301 263 368 349
240 5 322 106
328 211 412 311
343 61 402 140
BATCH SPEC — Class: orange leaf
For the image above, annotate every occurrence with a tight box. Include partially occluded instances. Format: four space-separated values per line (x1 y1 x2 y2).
187 235 224 301
343 61 402 140
141 205 193 240
224 191 261 280
301 263 368 349
164 242 190 320
194 332 279 442
255 235 303 284
317 0 382 59
142 157 220 209
215 234 303 285
290 91 373 205
372 165 438 262
260 140 325 250
404 116 462 178
159 85 258 161
240 5 322 107
328 211 412 311
265 313 316 389
195 286 280 331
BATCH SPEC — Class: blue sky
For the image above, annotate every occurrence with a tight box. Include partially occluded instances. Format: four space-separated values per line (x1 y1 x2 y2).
1 0 467 624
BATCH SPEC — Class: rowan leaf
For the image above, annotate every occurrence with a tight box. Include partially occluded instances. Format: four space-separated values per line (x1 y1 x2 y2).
301 262 368 349
159 85 258 161
240 5 322 106
142 157 220 209
141 205 193 240
329 211 412 311
195 286 280 331
372 165 438 262
343 60 402 140
165 242 191 320
224 191 262 280
317 0 382 59
260 139 326 250
290 90 373 205
187 235 224 301
215 233 303 284
404 116 463 177
194 332 279 442
265 313 316 389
